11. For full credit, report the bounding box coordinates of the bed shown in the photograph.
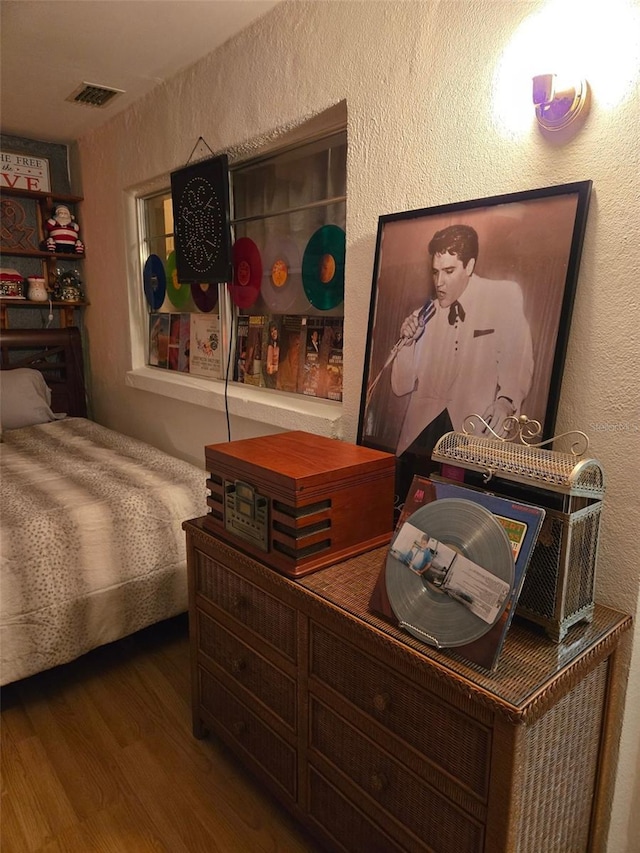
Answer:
[0,327,208,685]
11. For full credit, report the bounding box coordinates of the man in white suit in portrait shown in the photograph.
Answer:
[391,224,534,460]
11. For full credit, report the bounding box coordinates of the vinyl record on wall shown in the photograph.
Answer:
[261,236,302,312]
[165,251,191,309]
[143,254,166,310]
[229,237,262,308]
[302,224,345,310]
[190,282,219,312]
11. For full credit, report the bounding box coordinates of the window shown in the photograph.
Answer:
[139,130,346,399]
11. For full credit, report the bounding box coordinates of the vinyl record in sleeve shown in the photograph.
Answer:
[190,282,218,312]
[165,251,191,309]
[143,254,166,310]
[261,236,301,311]
[385,499,515,649]
[302,225,345,310]
[229,237,262,308]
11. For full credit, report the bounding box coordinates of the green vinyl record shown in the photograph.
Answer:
[165,251,192,309]
[302,225,345,310]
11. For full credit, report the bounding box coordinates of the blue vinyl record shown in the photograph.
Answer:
[143,254,167,310]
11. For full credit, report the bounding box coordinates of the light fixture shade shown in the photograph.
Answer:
[532,75,590,131]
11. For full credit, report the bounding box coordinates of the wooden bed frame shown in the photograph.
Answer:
[0,327,88,418]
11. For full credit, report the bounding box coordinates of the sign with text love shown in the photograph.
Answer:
[1,151,51,193]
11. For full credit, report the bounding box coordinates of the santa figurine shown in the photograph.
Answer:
[45,204,84,254]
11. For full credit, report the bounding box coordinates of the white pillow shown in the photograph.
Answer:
[0,368,57,429]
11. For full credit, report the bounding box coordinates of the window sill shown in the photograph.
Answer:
[125,367,344,437]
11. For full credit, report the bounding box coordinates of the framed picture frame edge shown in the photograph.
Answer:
[357,179,593,502]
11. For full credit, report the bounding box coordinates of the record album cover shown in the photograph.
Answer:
[190,313,221,379]
[243,315,267,386]
[300,317,324,397]
[234,314,249,382]
[168,313,191,373]
[371,475,546,671]
[300,316,344,400]
[276,315,306,393]
[325,317,344,401]
[149,313,170,368]
[261,315,282,389]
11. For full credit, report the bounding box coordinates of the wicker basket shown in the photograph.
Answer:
[431,419,605,642]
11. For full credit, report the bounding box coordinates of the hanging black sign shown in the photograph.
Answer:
[170,153,232,284]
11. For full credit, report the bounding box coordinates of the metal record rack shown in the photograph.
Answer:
[431,415,605,642]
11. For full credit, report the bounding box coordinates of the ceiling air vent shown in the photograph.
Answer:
[66,82,125,108]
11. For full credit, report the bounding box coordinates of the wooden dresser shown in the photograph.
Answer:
[184,518,632,853]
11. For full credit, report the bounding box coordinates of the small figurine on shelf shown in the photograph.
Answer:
[53,268,84,302]
[26,276,49,302]
[44,204,84,254]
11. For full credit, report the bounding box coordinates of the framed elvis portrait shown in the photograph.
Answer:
[357,181,592,507]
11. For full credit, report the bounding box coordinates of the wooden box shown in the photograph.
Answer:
[203,430,395,577]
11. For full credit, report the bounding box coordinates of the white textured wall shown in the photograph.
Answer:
[76,1,640,849]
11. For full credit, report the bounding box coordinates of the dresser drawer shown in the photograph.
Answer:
[308,765,407,853]
[195,548,297,661]
[199,610,297,730]
[309,623,491,800]
[199,667,297,800]
[309,698,484,853]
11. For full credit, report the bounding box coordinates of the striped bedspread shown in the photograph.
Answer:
[0,418,208,685]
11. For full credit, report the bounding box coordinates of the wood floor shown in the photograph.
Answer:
[1,615,323,853]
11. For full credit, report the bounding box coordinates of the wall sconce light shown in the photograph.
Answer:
[532,74,590,131]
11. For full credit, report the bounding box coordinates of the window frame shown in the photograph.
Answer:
[126,126,347,437]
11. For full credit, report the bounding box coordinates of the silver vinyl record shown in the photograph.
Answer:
[385,499,515,648]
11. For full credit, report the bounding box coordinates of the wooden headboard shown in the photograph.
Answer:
[0,327,88,418]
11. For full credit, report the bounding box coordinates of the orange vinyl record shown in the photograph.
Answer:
[230,237,262,308]
[261,236,301,312]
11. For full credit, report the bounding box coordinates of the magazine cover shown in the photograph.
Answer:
[189,313,221,378]
[372,475,546,671]
[243,315,266,387]
[168,313,191,373]
[149,313,170,368]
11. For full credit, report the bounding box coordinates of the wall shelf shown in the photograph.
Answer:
[0,298,87,329]
[1,186,85,328]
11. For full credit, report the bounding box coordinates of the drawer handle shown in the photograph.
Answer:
[370,771,388,794]
[229,594,246,613]
[373,692,391,713]
[230,657,247,675]
[232,720,247,737]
